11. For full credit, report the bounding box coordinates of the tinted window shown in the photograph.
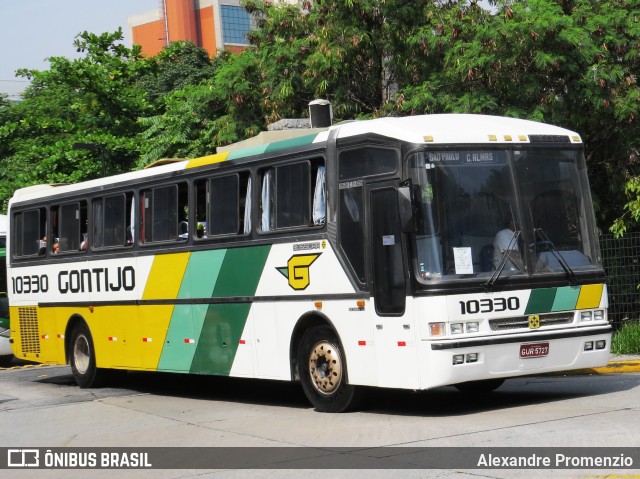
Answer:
[14,209,46,257]
[339,147,398,180]
[210,175,239,236]
[93,193,134,248]
[275,162,310,228]
[339,183,365,282]
[260,160,324,232]
[142,183,188,243]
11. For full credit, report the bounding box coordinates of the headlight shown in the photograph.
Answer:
[580,311,593,322]
[466,322,479,333]
[450,323,463,335]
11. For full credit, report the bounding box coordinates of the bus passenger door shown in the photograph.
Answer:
[369,184,419,389]
[369,185,406,316]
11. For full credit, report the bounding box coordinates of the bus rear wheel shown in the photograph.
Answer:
[298,325,360,413]
[70,322,106,388]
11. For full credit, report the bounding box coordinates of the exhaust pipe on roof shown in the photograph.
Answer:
[308,99,332,128]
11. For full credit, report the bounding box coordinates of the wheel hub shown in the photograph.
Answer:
[308,340,342,394]
[74,335,90,375]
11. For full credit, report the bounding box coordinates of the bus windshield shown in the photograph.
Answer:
[408,147,600,284]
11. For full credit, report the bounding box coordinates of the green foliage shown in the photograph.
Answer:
[138,41,216,104]
[137,50,264,166]
[0,29,151,210]
[611,322,640,355]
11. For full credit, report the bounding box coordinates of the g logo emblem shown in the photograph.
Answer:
[528,315,541,329]
[277,254,321,290]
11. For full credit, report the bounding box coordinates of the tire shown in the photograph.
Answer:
[69,322,107,388]
[454,378,505,394]
[0,355,13,368]
[298,325,361,413]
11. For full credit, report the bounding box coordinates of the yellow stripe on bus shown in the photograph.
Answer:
[576,283,604,309]
[186,152,229,169]
[142,252,191,300]
[139,253,191,370]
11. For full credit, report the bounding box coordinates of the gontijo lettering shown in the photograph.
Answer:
[11,266,136,295]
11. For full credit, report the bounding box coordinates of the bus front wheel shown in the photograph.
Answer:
[70,322,106,388]
[298,325,360,413]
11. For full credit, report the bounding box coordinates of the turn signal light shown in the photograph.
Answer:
[429,322,446,337]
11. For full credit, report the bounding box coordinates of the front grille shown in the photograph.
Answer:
[18,307,40,354]
[489,312,575,331]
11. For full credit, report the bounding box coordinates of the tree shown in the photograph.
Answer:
[138,41,216,104]
[137,50,264,166]
[246,0,435,120]
[0,29,152,210]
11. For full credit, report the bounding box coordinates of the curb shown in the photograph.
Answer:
[552,359,640,376]
[589,359,640,374]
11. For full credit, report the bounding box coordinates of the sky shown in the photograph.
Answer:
[0,0,160,100]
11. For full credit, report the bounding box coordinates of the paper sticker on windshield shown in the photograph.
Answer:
[453,247,474,275]
[382,235,396,246]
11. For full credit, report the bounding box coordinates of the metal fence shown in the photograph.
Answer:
[600,233,640,329]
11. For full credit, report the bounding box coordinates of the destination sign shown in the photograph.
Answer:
[426,151,505,165]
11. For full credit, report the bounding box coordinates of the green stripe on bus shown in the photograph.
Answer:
[264,134,318,153]
[189,303,252,375]
[158,250,227,372]
[226,134,320,161]
[551,285,581,312]
[227,144,270,160]
[190,245,271,375]
[524,288,557,314]
[211,245,271,297]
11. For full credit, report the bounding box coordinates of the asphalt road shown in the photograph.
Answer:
[1,362,639,479]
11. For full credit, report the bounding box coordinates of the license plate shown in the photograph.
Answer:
[520,342,549,358]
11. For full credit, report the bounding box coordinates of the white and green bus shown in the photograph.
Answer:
[7,114,612,411]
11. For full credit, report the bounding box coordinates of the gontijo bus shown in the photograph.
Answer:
[7,114,612,412]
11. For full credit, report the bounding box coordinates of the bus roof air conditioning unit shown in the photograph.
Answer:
[308,99,332,128]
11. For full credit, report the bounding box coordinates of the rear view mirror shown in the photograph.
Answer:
[397,187,416,233]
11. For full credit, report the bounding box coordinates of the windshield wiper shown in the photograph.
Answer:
[533,228,576,284]
[485,230,521,289]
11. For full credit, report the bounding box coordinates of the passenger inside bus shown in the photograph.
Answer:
[38,236,47,255]
[492,218,519,270]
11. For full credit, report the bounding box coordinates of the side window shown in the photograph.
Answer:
[339,147,398,180]
[338,183,365,283]
[275,162,310,228]
[337,146,399,284]
[141,183,188,243]
[194,172,252,238]
[260,159,324,232]
[51,201,88,253]
[194,179,208,238]
[13,208,47,257]
[92,193,134,249]
[210,174,240,236]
